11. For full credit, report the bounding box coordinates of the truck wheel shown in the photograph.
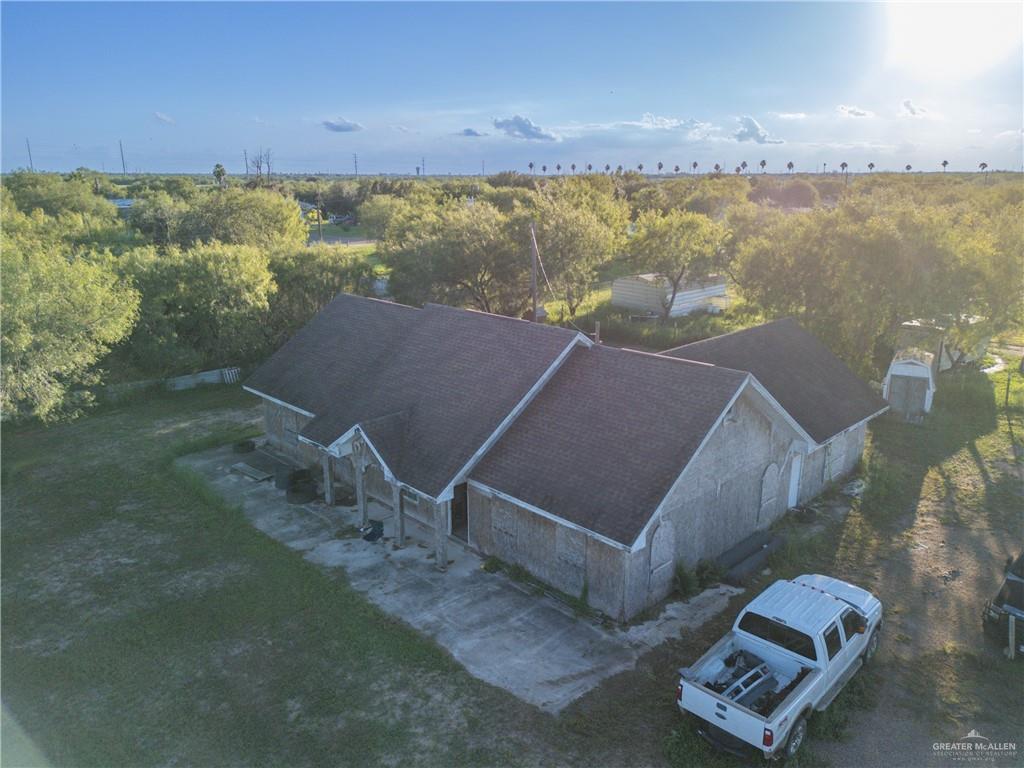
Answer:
[783,716,807,760]
[863,630,879,664]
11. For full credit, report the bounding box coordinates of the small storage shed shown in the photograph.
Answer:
[611,274,728,318]
[883,348,936,422]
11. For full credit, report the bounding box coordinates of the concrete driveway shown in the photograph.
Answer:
[180,445,740,713]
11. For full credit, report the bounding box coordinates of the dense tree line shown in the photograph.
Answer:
[2,168,1020,422]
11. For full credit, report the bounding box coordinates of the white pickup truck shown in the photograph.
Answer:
[676,574,882,761]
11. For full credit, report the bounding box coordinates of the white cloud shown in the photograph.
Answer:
[456,128,488,137]
[154,111,175,125]
[899,99,928,117]
[837,104,874,118]
[733,116,784,144]
[322,117,364,133]
[492,115,558,141]
[391,124,410,133]
[995,128,1024,139]
[772,112,807,120]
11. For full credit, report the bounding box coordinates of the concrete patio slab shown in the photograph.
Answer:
[179,445,742,713]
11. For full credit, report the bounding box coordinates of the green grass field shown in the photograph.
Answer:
[3,361,1021,767]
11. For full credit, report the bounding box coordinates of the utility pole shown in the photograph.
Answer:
[119,140,127,176]
[421,156,426,177]
[25,138,34,171]
[481,159,485,176]
[243,149,249,177]
[529,223,539,323]
[353,153,358,177]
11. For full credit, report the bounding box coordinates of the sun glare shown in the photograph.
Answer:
[886,1,1023,81]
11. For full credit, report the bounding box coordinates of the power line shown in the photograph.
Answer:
[529,223,588,336]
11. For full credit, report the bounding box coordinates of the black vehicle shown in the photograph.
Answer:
[983,552,1024,656]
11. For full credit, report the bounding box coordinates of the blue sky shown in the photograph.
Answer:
[3,2,1022,175]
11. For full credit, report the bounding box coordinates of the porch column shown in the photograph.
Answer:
[432,500,449,571]
[353,439,368,526]
[392,483,405,547]
[321,453,335,506]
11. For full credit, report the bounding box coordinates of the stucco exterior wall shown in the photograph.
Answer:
[467,486,630,619]
[262,401,319,467]
[798,423,866,503]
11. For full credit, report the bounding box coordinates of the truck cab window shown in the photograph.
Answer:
[841,608,862,640]
[824,623,843,659]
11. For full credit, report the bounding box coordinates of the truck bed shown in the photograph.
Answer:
[682,632,815,719]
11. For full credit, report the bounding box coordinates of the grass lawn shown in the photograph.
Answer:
[2,363,1021,767]
[307,222,371,242]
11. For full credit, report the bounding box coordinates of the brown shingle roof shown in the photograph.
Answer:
[662,318,887,443]
[246,293,580,497]
[471,346,748,546]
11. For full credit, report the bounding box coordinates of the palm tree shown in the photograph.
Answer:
[587,163,593,173]
[637,163,644,173]
[604,164,611,174]
[674,164,680,174]
[556,163,562,174]
[786,161,794,173]
[740,160,748,175]
[759,159,767,173]
[713,163,722,175]
[528,162,534,175]
[691,161,699,174]
[616,164,623,174]
[941,160,948,172]
[867,162,875,172]
[734,166,741,175]
[657,161,664,174]
[905,164,912,172]
[979,161,988,174]
[541,164,547,174]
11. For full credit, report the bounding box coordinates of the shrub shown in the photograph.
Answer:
[695,559,724,588]
[674,562,698,598]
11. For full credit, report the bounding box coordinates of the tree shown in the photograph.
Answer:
[212,163,227,187]
[128,191,189,245]
[759,159,767,173]
[979,162,988,173]
[713,163,722,174]
[605,164,611,174]
[941,160,949,172]
[867,162,875,172]
[121,241,276,373]
[692,161,699,174]
[787,161,794,173]
[734,166,742,175]
[628,209,726,320]
[674,165,681,174]
[740,161,748,175]
[382,201,527,316]
[556,164,562,175]
[541,165,547,174]
[905,164,913,172]
[658,161,664,174]
[1,193,139,420]
[528,162,534,175]
[571,163,577,174]
[176,188,306,249]
[638,163,644,173]
[5,171,119,221]
[587,163,593,173]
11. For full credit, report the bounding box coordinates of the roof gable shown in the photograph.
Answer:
[662,318,887,443]
[471,346,748,546]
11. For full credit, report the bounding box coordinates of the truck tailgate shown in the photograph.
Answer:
[680,680,766,751]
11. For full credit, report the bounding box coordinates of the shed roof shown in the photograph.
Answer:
[662,318,887,444]
[471,345,748,546]
[246,293,580,498]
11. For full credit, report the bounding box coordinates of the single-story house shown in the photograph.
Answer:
[611,274,729,317]
[245,295,886,621]
[882,348,936,422]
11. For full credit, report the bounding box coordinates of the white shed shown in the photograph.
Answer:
[611,274,728,318]
[883,348,936,423]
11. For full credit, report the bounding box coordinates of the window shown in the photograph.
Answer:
[738,612,818,661]
[841,609,863,640]
[824,623,843,659]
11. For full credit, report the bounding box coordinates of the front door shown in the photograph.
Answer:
[450,483,468,542]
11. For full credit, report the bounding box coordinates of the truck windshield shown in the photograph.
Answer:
[738,612,818,661]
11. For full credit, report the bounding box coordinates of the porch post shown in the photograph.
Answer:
[392,483,405,547]
[321,453,335,506]
[432,500,449,571]
[353,439,368,526]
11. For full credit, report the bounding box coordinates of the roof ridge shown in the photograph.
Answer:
[423,302,579,334]
[599,344,749,377]
[335,292,421,312]
[662,317,797,354]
